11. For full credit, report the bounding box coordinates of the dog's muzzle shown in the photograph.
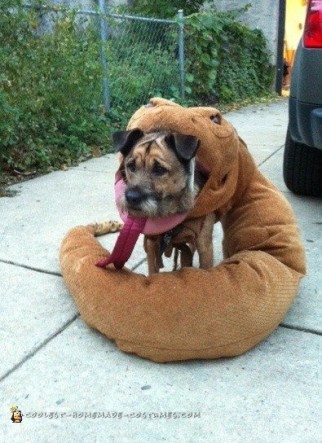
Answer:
[125,187,148,208]
[115,172,189,236]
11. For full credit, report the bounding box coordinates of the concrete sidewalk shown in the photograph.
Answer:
[1,99,321,443]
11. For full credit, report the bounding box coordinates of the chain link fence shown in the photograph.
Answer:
[22,2,185,114]
[1,2,273,176]
[101,11,185,112]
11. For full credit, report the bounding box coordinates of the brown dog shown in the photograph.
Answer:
[114,128,215,274]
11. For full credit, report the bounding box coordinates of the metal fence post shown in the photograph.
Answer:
[98,0,110,112]
[177,9,185,100]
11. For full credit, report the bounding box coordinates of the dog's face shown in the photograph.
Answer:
[114,129,200,218]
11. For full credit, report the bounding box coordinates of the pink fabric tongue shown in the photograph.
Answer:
[96,172,191,270]
[96,216,147,270]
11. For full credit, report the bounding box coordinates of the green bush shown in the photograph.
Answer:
[0,1,273,179]
[0,0,109,174]
[122,0,203,19]
[0,1,182,176]
[105,19,180,111]
[184,10,274,103]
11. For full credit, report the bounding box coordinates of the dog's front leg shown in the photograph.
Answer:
[144,236,163,274]
[196,213,216,269]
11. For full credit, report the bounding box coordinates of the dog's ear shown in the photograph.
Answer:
[165,133,200,161]
[113,129,144,156]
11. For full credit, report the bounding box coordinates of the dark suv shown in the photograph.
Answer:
[284,0,322,197]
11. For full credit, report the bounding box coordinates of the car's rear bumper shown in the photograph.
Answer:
[289,97,322,150]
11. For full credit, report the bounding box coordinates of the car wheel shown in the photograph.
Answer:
[283,128,322,197]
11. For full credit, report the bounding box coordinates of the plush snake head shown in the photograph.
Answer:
[126,97,244,218]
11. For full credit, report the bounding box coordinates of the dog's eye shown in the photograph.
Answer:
[152,162,168,176]
[126,161,136,173]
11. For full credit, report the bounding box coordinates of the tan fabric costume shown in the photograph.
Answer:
[60,98,306,362]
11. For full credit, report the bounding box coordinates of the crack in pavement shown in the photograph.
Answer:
[280,323,322,336]
[1,317,320,383]
[0,314,80,383]
[0,259,62,277]
[257,145,284,167]
[0,256,147,277]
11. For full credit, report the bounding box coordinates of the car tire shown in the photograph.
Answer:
[283,128,322,197]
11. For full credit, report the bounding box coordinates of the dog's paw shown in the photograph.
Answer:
[89,221,123,236]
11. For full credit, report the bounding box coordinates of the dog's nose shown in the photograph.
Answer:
[125,188,144,206]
